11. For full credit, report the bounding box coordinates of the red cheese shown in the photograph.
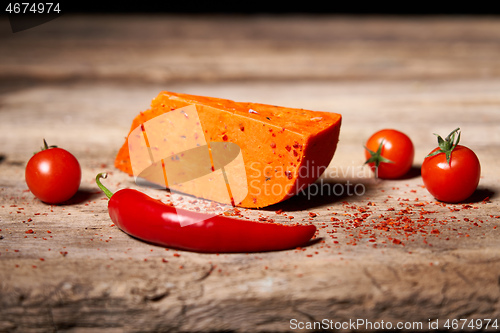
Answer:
[115,91,342,208]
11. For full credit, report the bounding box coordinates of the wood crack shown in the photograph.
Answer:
[362,268,383,291]
[195,263,215,282]
[292,305,319,324]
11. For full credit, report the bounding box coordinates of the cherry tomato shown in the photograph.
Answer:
[364,129,414,179]
[25,140,81,204]
[421,128,480,203]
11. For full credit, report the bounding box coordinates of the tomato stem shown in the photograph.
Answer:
[364,140,394,178]
[426,127,461,165]
[34,139,58,155]
[41,139,57,150]
[96,173,114,199]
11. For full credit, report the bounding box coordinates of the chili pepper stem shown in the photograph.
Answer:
[96,173,114,199]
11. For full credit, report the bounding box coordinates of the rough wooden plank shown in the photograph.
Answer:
[1,15,500,332]
[1,15,500,82]
[1,79,499,332]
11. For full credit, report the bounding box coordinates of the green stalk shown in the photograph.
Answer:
[426,128,461,165]
[96,173,114,199]
[364,140,394,178]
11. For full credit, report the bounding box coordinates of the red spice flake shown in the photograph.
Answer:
[270,142,276,149]
[173,253,181,257]
[285,145,291,152]
[357,207,369,213]
[288,216,294,219]
[25,229,34,234]
[309,212,317,218]
[239,125,245,131]
[430,229,440,234]
[39,258,45,261]
[419,210,437,215]
[285,171,293,179]
[392,238,403,245]
[162,258,169,263]
[222,134,228,141]
[396,207,413,215]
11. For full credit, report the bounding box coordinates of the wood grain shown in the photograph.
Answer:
[0,15,499,332]
[2,15,500,83]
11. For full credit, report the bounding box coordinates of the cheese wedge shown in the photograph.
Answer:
[115,91,342,208]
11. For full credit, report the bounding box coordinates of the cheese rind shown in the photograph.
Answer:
[115,91,342,208]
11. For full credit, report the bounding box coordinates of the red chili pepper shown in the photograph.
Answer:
[96,173,316,253]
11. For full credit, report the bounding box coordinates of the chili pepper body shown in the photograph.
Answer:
[107,188,316,253]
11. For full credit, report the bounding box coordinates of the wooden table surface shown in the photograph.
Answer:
[1,14,500,332]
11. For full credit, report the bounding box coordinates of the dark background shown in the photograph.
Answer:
[57,2,500,15]
[4,2,500,34]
